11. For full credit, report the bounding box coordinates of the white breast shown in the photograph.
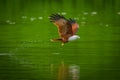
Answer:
[68,35,80,41]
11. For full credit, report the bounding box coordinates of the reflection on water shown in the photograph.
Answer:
[0,0,120,80]
[69,65,80,80]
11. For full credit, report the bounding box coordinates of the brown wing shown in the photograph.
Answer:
[49,14,73,42]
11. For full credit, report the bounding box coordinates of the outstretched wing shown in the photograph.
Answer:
[49,14,73,42]
[68,18,79,35]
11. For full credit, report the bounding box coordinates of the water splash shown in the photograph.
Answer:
[30,17,36,21]
[91,11,97,16]
[105,24,109,27]
[83,12,88,15]
[0,53,13,56]
[117,12,120,15]
[80,21,86,26]
[9,22,16,24]
[74,17,79,20]
[21,16,27,19]
[38,17,43,20]
[6,20,10,23]
[61,12,67,15]
[6,20,16,24]
[52,52,60,55]
[81,17,86,20]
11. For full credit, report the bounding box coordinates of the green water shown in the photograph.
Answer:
[0,0,120,80]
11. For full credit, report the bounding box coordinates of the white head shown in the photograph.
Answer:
[68,35,80,41]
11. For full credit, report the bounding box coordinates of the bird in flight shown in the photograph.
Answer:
[49,14,80,46]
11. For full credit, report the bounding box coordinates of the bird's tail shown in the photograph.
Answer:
[50,38,62,42]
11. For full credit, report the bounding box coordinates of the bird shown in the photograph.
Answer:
[49,14,80,45]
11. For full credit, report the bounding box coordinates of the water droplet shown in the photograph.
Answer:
[117,12,120,15]
[74,17,79,20]
[38,17,43,20]
[9,22,16,24]
[30,17,36,21]
[53,53,60,55]
[21,16,27,19]
[105,24,109,27]
[81,17,86,20]
[91,11,97,15]
[61,12,67,15]
[6,20,10,23]
[99,23,103,26]
[81,21,86,26]
[83,12,88,15]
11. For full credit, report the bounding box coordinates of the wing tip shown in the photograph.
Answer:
[49,13,66,22]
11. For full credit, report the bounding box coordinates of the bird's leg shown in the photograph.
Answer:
[50,38,62,42]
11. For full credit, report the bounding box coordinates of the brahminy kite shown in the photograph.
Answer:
[49,14,80,45]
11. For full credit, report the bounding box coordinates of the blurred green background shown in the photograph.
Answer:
[0,0,120,80]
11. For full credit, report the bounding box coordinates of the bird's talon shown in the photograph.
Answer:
[50,39,54,42]
[61,43,64,46]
